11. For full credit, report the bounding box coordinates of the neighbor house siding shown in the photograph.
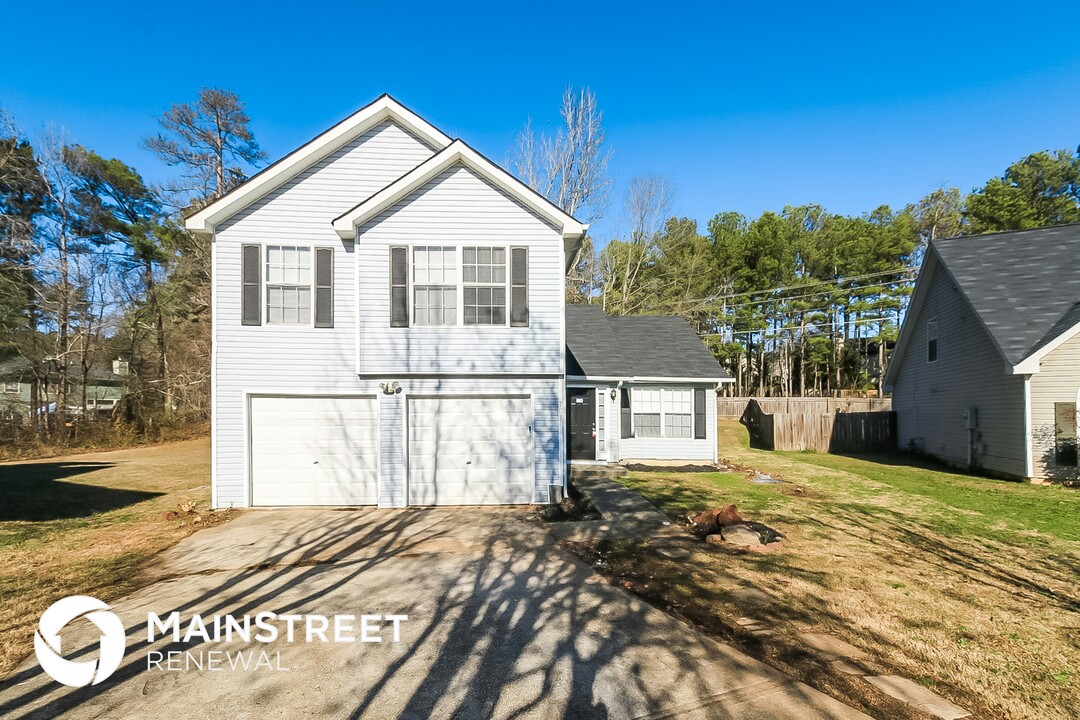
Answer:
[376,377,562,507]
[617,383,717,462]
[355,165,565,376]
[892,252,1027,477]
[212,121,438,507]
[1029,331,1080,482]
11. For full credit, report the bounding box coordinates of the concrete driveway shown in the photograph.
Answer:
[0,507,867,719]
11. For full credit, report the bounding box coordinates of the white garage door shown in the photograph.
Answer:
[408,396,534,505]
[250,396,378,506]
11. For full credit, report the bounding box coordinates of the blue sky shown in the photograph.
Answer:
[3,1,1079,242]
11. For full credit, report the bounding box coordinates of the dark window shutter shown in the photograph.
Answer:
[390,246,409,327]
[620,388,632,439]
[510,247,529,327]
[241,245,261,326]
[314,248,333,328]
[694,388,707,439]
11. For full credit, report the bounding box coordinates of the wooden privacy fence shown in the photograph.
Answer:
[718,396,892,420]
[740,398,896,453]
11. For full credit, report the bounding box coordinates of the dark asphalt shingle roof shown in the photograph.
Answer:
[566,305,730,380]
[931,224,1080,364]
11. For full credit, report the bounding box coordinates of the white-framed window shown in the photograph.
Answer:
[463,247,507,325]
[927,317,938,363]
[266,245,311,325]
[413,246,457,325]
[2,381,19,394]
[632,387,694,438]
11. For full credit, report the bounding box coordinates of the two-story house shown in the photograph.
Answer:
[186,95,730,509]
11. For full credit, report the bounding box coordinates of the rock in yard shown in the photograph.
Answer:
[720,523,765,547]
[689,504,743,534]
[705,533,726,545]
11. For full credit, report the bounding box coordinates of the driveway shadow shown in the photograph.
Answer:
[0,507,867,720]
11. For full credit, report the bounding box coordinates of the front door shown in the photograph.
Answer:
[567,388,595,460]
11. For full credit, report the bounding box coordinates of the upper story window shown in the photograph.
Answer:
[413,247,457,326]
[2,381,19,393]
[391,244,528,328]
[927,317,938,363]
[266,246,311,325]
[463,247,506,325]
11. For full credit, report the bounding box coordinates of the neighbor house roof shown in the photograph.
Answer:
[565,305,731,381]
[0,356,128,384]
[884,223,1080,386]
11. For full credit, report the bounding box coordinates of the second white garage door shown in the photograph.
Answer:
[250,396,378,506]
[408,396,535,505]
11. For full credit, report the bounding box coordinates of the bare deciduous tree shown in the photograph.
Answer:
[512,87,612,222]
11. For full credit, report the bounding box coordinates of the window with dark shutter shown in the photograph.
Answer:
[510,247,528,327]
[390,246,409,327]
[314,248,333,328]
[694,388,707,439]
[620,388,632,439]
[241,245,261,326]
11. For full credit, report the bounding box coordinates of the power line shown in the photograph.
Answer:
[689,268,917,306]
[711,278,916,311]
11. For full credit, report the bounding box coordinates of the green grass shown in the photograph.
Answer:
[601,422,1080,720]
[784,451,1080,543]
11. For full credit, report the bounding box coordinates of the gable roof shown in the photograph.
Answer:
[184,95,452,236]
[885,223,1080,386]
[332,139,587,269]
[566,305,731,381]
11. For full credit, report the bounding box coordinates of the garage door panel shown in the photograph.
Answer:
[408,396,535,506]
[250,396,378,506]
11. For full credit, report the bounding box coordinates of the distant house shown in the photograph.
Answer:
[0,357,129,422]
[565,305,732,465]
[884,225,1080,482]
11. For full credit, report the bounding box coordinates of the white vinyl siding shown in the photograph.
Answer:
[212,120,438,508]
[356,165,563,376]
[1029,330,1080,481]
[891,252,1027,478]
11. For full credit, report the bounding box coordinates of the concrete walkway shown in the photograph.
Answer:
[548,474,681,542]
[0,507,869,720]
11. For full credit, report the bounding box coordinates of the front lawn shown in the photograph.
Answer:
[601,422,1079,720]
[0,438,217,678]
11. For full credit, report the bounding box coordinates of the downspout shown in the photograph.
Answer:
[713,382,722,464]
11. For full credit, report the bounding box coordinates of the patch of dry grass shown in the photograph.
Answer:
[603,422,1080,720]
[0,438,219,677]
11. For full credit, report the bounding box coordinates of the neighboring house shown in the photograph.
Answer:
[565,305,731,464]
[0,357,129,421]
[884,224,1080,483]
[185,95,730,509]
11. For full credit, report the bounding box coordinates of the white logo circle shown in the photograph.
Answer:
[34,596,125,687]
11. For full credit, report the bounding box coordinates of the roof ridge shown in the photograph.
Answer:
[932,221,1080,245]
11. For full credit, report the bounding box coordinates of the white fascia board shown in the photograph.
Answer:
[565,375,733,384]
[1010,319,1080,374]
[184,95,452,236]
[332,140,587,240]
